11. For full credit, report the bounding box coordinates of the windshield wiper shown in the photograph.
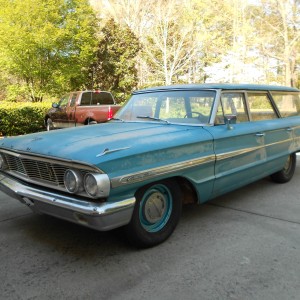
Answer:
[136,115,170,124]
[110,117,124,122]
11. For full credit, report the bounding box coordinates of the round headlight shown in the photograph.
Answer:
[84,173,110,198]
[84,173,98,197]
[64,169,83,193]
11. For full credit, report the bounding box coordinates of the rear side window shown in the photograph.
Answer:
[271,93,300,117]
[248,93,278,121]
[80,92,114,105]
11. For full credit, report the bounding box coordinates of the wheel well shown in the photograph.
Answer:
[135,177,198,205]
[174,177,198,204]
[84,118,96,125]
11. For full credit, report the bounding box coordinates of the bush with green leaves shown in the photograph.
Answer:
[0,102,51,136]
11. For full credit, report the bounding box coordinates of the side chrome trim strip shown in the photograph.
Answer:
[111,137,295,188]
[111,155,216,188]
[216,138,293,161]
[216,146,264,161]
[265,137,294,148]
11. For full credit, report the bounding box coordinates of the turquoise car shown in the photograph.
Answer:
[0,84,300,247]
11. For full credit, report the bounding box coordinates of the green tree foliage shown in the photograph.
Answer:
[189,0,234,82]
[90,19,140,102]
[142,1,195,86]
[93,0,300,88]
[250,0,300,87]
[0,0,98,101]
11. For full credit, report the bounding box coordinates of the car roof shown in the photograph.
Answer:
[133,83,300,94]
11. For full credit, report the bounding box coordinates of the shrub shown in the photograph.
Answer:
[0,102,51,136]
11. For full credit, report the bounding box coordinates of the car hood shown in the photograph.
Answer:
[0,122,212,174]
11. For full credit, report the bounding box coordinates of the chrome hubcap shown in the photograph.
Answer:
[283,156,291,172]
[144,191,167,223]
[139,184,173,232]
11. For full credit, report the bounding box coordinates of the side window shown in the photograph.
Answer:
[216,93,248,124]
[70,93,77,107]
[271,93,300,117]
[97,92,114,105]
[58,94,69,107]
[81,92,92,105]
[248,93,277,121]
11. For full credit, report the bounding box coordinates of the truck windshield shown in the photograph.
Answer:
[114,90,216,125]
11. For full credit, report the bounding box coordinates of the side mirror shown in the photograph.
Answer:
[52,103,59,108]
[224,114,237,130]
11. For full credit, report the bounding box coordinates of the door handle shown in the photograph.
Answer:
[286,127,292,132]
[255,133,265,137]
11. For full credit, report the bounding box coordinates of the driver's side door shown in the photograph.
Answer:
[51,94,70,128]
[208,92,267,197]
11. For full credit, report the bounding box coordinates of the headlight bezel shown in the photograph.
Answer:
[0,154,6,170]
[84,173,110,198]
[64,169,110,199]
[64,169,84,194]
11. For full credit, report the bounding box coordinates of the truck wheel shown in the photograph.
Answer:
[46,118,54,131]
[85,118,97,125]
[124,179,182,248]
[270,153,296,183]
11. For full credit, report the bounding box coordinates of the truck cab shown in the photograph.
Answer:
[45,90,120,130]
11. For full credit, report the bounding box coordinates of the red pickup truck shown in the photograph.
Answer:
[45,90,121,130]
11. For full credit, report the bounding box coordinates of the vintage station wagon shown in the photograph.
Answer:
[0,84,300,247]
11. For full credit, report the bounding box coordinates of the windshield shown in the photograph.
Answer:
[114,90,216,125]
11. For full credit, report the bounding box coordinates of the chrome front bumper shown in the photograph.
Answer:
[0,173,136,231]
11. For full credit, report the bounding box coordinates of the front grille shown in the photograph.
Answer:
[1,152,92,189]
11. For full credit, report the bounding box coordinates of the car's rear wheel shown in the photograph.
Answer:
[124,179,182,248]
[270,153,296,183]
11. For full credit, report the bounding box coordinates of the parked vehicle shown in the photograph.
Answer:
[44,90,121,130]
[1,84,300,247]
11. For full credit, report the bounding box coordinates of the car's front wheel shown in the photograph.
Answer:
[124,179,182,248]
[270,153,296,183]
